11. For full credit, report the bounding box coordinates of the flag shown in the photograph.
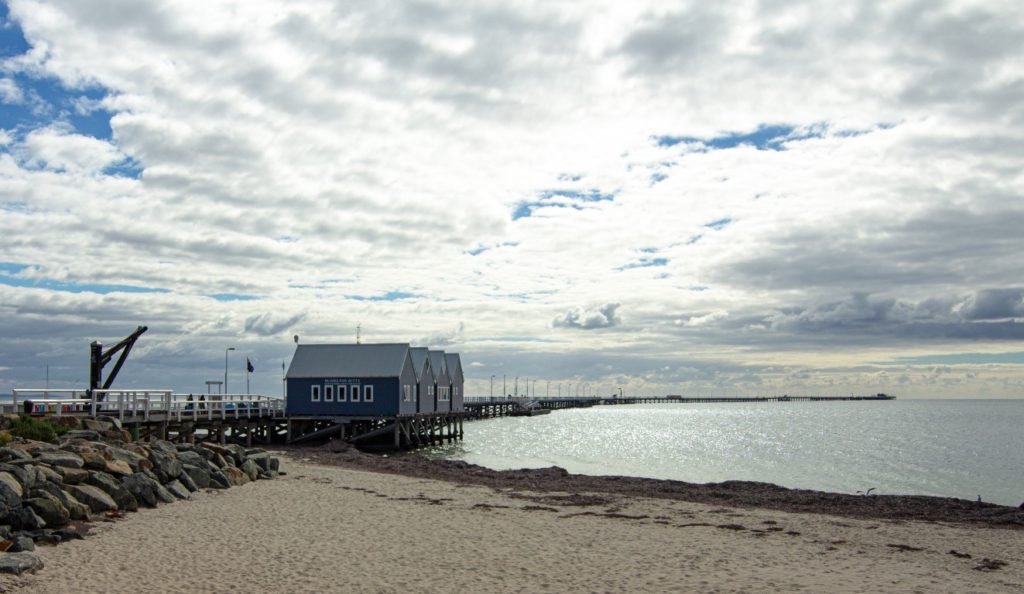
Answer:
[247,358,254,373]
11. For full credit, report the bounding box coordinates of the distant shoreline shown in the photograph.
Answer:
[282,443,1024,528]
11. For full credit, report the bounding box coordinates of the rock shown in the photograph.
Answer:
[240,459,260,482]
[0,472,24,504]
[0,552,43,575]
[164,480,191,500]
[175,443,196,452]
[24,496,70,528]
[0,448,31,463]
[245,451,278,472]
[62,430,102,441]
[0,464,32,492]
[154,483,175,504]
[177,469,199,492]
[82,418,114,432]
[122,473,162,508]
[97,416,123,430]
[104,459,134,476]
[3,506,46,531]
[148,449,183,484]
[65,484,118,513]
[148,440,178,457]
[10,535,35,552]
[182,464,210,489]
[260,470,279,480]
[199,443,243,467]
[50,527,84,542]
[208,469,230,489]
[52,466,88,484]
[34,464,63,485]
[35,451,84,469]
[86,471,138,513]
[30,483,90,521]
[222,466,249,487]
[177,451,207,468]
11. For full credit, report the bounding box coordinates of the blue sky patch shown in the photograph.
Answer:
[618,257,668,271]
[650,172,667,185]
[209,293,261,302]
[513,188,616,220]
[884,352,1024,365]
[653,123,830,152]
[0,274,170,294]
[465,241,518,256]
[704,218,732,230]
[345,290,418,301]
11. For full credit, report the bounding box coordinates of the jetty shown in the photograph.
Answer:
[6,389,894,451]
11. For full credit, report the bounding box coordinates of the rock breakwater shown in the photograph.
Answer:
[0,415,282,576]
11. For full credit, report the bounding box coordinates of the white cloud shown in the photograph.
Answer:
[0,0,1022,397]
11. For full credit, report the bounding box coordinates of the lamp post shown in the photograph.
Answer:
[490,374,495,398]
[503,374,506,399]
[224,347,235,394]
[546,380,550,398]
[532,379,537,398]
[514,376,518,398]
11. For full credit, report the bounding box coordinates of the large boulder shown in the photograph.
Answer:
[177,469,199,492]
[148,449,183,484]
[245,451,278,472]
[0,448,31,463]
[35,451,84,469]
[240,459,260,482]
[108,446,152,472]
[103,459,134,476]
[3,506,46,531]
[24,495,70,528]
[177,450,206,468]
[52,466,88,485]
[65,484,117,513]
[181,464,210,489]
[200,442,246,466]
[122,473,162,508]
[0,552,44,575]
[86,471,138,513]
[0,472,23,508]
[32,464,63,486]
[31,482,90,521]
[222,466,249,487]
[208,469,230,490]
[163,480,191,500]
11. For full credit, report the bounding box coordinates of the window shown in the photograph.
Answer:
[351,385,361,402]
[311,385,321,402]
[428,385,434,397]
[454,386,459,398]
[365,385,374,402]
[439,386,449,401]
[338,384,347,402]
[325,385,334,402]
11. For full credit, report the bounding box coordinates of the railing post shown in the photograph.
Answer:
[144,392,151,421]
[118,391,125,423]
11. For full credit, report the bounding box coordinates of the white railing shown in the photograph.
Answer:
[11,388,285,422]
[464,396,600,405]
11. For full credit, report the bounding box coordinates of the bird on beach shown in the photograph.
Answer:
[856,487,876,497]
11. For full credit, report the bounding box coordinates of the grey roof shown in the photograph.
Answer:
[409,347,431,381]
[428,350,447,379]
[445,353,462,379]
[286,343,410,379]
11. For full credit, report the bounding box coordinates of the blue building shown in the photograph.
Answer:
[285,343,418,417]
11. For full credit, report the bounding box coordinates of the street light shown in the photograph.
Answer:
[224,347,235,394]
[490,374,496,398]
[514,376,518,398]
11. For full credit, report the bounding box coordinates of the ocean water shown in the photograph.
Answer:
[432,399,1024,506]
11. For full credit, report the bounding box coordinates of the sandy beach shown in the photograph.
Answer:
[2,451,1021,594]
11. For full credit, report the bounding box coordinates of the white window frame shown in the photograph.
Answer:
[337,384,347,402]
[351,385,361,402]
[365,385,374,402]
[311,385,321,402]
[324,385,334,402]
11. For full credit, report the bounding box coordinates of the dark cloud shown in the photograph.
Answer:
[552,303,621,330]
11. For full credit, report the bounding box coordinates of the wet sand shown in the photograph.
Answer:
[2,448,1021,593]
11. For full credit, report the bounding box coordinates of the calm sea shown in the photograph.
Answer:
[431,399,1024,506]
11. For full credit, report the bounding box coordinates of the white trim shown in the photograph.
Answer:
[351,385,361,402]
[365,385,374,402]
[311,385,320,402]
[324,385,334,402]
[338,384,347,402]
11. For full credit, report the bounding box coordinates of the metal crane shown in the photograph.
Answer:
[89,325,148,399]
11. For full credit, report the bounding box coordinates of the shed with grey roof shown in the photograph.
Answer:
[285,343,418,417]
[428,350,451,412]
[445,353,464,412]
[409,347,436,413]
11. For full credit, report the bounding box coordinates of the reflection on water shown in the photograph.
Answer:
[428,400,1024,506]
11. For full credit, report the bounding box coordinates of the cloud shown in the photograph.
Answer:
[553,303,621,330]
[243,312,306,337]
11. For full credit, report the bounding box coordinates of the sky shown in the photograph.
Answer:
[1,0,1023,399]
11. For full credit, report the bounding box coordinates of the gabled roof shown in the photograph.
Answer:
[428,350,448,380]
[409,347,432,382]
[444,353,463,380]
[286,343,410,379]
